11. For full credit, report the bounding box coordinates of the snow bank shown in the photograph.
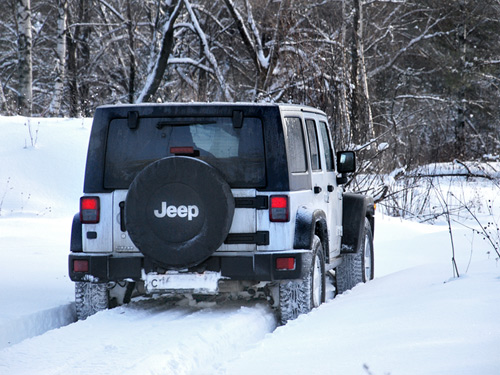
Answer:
[220,215,500,374]
[220,260,500,375]
[0,117,91,348]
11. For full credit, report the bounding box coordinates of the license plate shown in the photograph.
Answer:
[144,271,221,294]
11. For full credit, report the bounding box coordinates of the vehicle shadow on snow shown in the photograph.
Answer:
[122,293,273,316]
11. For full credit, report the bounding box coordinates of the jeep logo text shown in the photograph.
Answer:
[154,202,199,221]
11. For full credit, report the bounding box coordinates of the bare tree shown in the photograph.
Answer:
[0,0,498,175]
[184,0,233,101]
[0,5,16,115]
[126,0,136,103]
[48,0,67,116]
[136,0,183,103]
[17,0,32,116]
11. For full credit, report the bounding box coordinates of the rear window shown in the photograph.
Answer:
[104,117,266,188]
[305,119,321,171]
[284,117,307,173]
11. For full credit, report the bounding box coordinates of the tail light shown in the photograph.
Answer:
[80,196,100,224]
[270,195,289,222]
[73,259,89,273]
[276,257,296,271]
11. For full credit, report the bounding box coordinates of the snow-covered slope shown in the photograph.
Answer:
[221,220,500,375]
[0,116,499,374]
[0,117,92,351]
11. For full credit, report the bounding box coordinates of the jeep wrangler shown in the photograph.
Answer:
[69,103,375,324]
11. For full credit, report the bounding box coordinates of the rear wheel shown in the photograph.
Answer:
[75,282,109,320]
[278,235,325,324]
[336,217,374,294]
[75,281,137,320]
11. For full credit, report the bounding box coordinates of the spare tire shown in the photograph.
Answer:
[125,156,235,269]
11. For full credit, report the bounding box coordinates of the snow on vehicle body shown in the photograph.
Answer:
[69,103,375,323]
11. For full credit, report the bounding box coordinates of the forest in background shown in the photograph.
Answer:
[1,0,500,172]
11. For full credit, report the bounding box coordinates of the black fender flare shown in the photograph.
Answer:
[293,206,330,260]
[70,213,83,253]
[341,193,375,253]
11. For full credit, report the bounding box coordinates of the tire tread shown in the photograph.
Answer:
[278,235,324,324]
[336,218,373,294]
[75,282,109,320]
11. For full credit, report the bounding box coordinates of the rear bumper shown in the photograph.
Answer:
[69,250,313,284]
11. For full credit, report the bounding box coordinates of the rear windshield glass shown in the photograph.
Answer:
[104,117,266,189]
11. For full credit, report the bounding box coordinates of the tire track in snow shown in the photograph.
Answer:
[0,298,277,375]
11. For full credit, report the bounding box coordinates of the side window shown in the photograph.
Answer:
[285,117,307,173]
[305,119,321,171]
[318,121,334,171]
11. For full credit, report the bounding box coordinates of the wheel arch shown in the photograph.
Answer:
[293,206,330,260]
[341,193,375,254]
[70,213,83,253]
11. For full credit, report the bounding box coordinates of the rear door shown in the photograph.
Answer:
[218,188,259,252]
[103,115,267,254]
[317,118,342,256]
[304,115,341,257]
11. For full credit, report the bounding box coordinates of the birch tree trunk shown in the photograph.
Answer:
[78,0,92,116]
[339,0,352,146]
[357,1,374,142]
[66,2,78,117]
[349,0,361,145]
[17,0,32,116]
[49,0,67,116]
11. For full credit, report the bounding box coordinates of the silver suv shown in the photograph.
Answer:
[69,103,375,324]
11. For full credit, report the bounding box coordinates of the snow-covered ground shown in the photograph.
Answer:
[0,116,499,374]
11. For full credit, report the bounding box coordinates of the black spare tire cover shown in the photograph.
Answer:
[125,156,235,268]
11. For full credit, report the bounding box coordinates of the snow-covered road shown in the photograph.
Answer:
[0,298,276,375]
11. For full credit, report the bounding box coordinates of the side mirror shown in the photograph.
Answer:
[337,151,356,173]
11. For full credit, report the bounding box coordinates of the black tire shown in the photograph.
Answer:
[336,217,374,294]
[125,156,235,269]
[75,282,109,320]
[278,235,325,324]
